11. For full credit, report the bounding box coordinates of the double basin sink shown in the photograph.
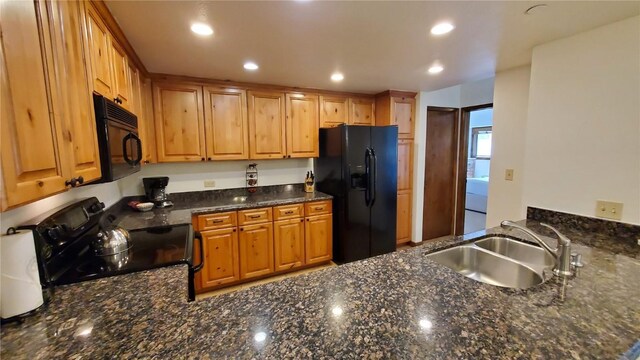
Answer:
[426,236,555,289]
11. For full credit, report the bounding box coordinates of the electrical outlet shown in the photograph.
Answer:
[505,169,514,181]
[595,200,623,220]
[204,180,216,188]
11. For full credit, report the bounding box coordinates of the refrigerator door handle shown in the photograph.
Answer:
[364,148,371,206]
[370,148,377,207]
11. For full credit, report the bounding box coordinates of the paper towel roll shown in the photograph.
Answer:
[0,229,44,319]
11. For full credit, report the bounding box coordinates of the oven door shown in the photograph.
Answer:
[106,120,142,181]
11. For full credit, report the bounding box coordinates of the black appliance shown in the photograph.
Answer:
[18,198,203,302]
[94,93,142,182]
[315,125,398,263]
[143,177,174,208]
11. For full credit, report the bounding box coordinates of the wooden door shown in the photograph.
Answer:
[319,95,349,128]
[50,0,102,184]
[200,228,240,288]
[423,108,459,240]
[397,140,413,192]
[0,0,69,209]
[349,98,375,126]
[247,91,286,159]
[203,87,249,160]
[84,4,113,97]
[397,191,412,244]
[239,223,274,279]
[140,78,156,163]
[153,83,206,162]
[110,40,131,109]
[392,97,415,139]
[274,218,305,271]
[286,93,319,158]
[304,214,332,264]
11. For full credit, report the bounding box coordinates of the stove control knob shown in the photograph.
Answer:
[88,202,105,214]
[46,225,63,242]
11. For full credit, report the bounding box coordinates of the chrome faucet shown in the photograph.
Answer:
[500,221,574,277]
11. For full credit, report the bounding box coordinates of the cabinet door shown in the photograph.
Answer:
[203,87,249,160]
[305,214,332,264]
[50,0,102,184]
[274,218,305,271]
[247,91,286,159]
[349,98,375,126]
[84,4,113,97]
[239,223,274,279]
[200,228,240,288]
[110,40,131,109]
[319,95,349,128]
[397,190,412,244]
[1,0,68,209]
[153,83,206,162]
[286,93,319,158]
[397,140,413,192]
[392,96,415,139]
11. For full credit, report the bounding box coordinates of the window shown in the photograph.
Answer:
[471,126,492,159]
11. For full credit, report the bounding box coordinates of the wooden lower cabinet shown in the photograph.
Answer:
[396,191,412,244]
[274,218,305,271]
[239,222,275,279]
[305,214,333,265]
[200,227,240,288]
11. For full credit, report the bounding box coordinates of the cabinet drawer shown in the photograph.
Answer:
[273,204,304,220]
[238,207,273,225]
[198,211,237,230]
[305,201,332,216]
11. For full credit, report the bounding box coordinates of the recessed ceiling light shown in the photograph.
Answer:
[428,65,444,74]
[244,62,259,71]
[430,22,455,36]
[331,72,344,82]
[191,23,213,36]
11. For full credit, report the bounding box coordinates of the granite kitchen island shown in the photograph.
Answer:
[2,221,639,359]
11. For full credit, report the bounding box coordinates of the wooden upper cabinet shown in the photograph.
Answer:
[274,218,305,271]
[397,140,413,192]
[110,40,131,109]
[392,96,415,139]
[200,228,240,288]
[140,78,157,164]
[319,95,349,128]
[349,98,375,126]
[84,4,114,98]
[305,214,333,265]
[247,91,286,159]
[153,83,206,162]
[239,222,275,279]
[203,87,249,160]
[50,0,101,184]
[0,0,68,209]
[286,93,319,158]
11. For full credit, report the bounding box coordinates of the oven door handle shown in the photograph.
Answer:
[192,231,204,273]
[122,132,142,166]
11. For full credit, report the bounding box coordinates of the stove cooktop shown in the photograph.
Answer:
[53,224,194,285]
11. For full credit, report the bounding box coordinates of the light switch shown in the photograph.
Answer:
[595,200,623,220]
[505,169,514,181]
[204,180,216,188]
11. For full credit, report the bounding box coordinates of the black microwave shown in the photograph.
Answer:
[93,93,142,182]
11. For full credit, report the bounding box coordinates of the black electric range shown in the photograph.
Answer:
[19,197,202,302]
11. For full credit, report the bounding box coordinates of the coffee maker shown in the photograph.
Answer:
[143,177,173,208]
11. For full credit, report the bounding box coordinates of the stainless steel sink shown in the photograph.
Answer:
[426,238,550,289]
[474,236,555,273]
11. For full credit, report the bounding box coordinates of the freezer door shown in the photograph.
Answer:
[370,126,398,256]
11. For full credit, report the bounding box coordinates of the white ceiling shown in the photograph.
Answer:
[106,1,639,94]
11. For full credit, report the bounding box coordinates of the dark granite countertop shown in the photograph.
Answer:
[113,184,333,231]
[2,219,639,359]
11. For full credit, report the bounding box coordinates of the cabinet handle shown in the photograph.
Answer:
[315,207,324,210]
[282,155,286,158]
[65,178,77,187]
[284,210,294,215]
[249,215,261,219]
[240,227,244,231]
[37,181,44,187]
[201,157,205,161]
[233,228,237,232]
[207,157,212,161]
[300,219,304,222]
[77,176,84,185]
[212,219,223,224]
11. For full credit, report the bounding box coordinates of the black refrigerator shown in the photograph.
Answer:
[315,125,398,264]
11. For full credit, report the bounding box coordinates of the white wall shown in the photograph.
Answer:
[118,159,312,196]
[486,66,531,227]
[522,16,640,224]
[0,159,313,231]
[412,77,495,242]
